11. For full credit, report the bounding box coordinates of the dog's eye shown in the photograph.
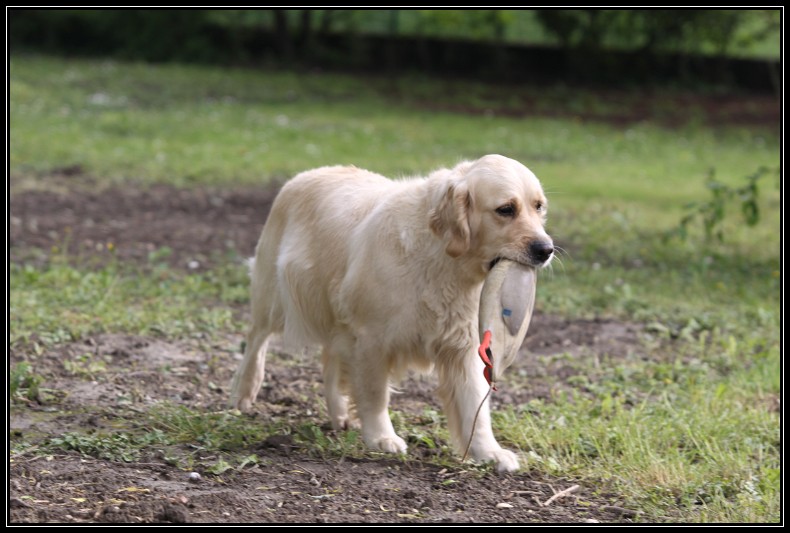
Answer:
[535,201,544,212]
[495,204,516,218]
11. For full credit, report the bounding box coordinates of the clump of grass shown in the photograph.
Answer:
[47,430,169,462]
[62,352,109,380]
[146,403,268,452]
[9,362,42,403]
[293,423,367,459]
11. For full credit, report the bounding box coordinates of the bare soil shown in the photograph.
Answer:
[422,89,780,130]
[9,181,650,524]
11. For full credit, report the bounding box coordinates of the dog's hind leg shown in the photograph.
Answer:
[229,324,271,412]
[230,238,283,412]
[322,344,357,430]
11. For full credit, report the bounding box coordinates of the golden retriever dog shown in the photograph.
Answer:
[230,154,553,472]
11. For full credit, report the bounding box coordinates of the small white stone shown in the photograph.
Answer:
[496,502,514,509]
[188,472,201,482]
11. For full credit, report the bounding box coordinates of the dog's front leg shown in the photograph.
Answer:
[437,353,520,473]
[350,338,407,454]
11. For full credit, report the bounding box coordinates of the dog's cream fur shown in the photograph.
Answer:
[230,154,553,472]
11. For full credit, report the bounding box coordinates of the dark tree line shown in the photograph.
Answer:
[9,9,779,90]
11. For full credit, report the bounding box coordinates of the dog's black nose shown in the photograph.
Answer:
[529,241,554,263]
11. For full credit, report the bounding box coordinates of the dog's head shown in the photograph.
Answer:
[429,154,553,274]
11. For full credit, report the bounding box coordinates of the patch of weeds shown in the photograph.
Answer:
[10,440,39,457]
[667,166,778,243]
[62,352,109,380]
[36,328,75,346]
[189,453,263,479]
[146,403,269,452]
[408,431,439,450]
[9,362,42,403]
[47,429,169,462]
[237,453,261,470]
[293,423,367,459]
[401,408,459,465]
[205,457,235,475]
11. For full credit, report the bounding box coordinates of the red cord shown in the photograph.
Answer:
[477,330,496,390]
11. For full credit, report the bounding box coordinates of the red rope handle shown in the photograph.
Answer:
[478,330,492,366]
[477,330,496,390]
[464,330,499,462]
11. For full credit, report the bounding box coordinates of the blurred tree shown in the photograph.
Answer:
[8,9,778,88]
[534,9,773,57]
[415,10,512,41]
[272,9,293,60]
[9,9,221,62]
[732,9,780,55]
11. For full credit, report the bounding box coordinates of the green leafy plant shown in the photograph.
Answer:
[669,166,776,242]
[48,430,169,462]
[9,362,42,402]
[63,352,108,380]
[146,403,269,451]
[293,423,366,459]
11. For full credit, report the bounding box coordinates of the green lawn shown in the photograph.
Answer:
[9,55,780,523]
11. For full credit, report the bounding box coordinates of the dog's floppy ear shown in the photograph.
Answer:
[429,179,472,258]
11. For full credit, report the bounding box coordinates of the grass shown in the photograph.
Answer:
[47,430,170,463]
[10,362,43,403]
[9,256,245,347]
[9,54,780,523]
[10,56,778,190]
[497,333,780,521]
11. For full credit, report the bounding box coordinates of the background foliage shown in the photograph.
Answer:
[9,9,780,89]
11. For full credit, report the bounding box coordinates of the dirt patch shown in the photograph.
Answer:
[10,181,652,523]
[418,89,780,130]
[10,181,279,270]
[10,326,645,524]
[9,317,644,431]
[9,453,635,524]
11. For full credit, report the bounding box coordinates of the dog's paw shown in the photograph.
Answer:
[230,395,254,413]
[472,448,520,473]
[369,435,408,454]
[331,415,361,431]
[492,449,520,473]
